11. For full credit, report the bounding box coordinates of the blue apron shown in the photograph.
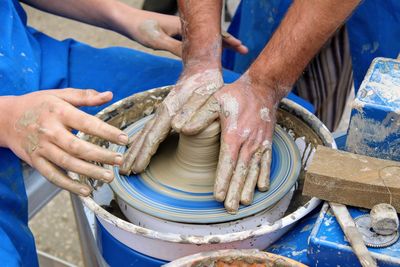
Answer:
[223,0,400,92]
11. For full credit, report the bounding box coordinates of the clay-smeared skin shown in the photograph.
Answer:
[0,89,128,196]
[180,76,277,214]
[121,68,224,175]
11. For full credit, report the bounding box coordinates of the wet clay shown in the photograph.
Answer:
[147,121,220,193]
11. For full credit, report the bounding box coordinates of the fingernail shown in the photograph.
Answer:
[114,154,123,165]
[118,133,129,145]
[80,187,90,196]
[98,91,111,98]
[104,170,114,181]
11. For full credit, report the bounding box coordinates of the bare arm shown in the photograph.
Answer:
[21,0,183,55]
[247,0,361,100]
[21,0,125,30]
[178,0,223,69]
[178,0,247,68]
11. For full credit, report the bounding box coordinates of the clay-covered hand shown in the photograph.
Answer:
[175,76,279,213]
[1,89,128,196]
[120,12,248,57]
[120,68,224,175]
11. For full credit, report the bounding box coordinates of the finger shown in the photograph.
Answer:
[181,97,221,135]
[46,127,123,166]
[157,34,182,57]
[119,118,156,175]
[42,143,115,183]
[172,84,220,131]
[61,104,128,146]
[46,88,113,107]
[132,105,171,173]
[240,149,263,205]
[128,128,144,147]
[33,156,91,196]
[214,140,241,202]
[258,147,272,191]
[222,31,248,55]
[224,143,255,214]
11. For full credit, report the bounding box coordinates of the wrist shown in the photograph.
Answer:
[0,96,16,147]
[182,34,222,70]
[107,1,142,38]
[245,64,292,102]
[183,59,221,75]
[240,71,289,104]
[180,64,222,82]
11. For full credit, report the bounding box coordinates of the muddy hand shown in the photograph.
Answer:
[178,75,279,214]
[120,68,223,175]
[4,89,128,196]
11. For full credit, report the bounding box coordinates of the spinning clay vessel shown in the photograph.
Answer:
[70,86,336,262]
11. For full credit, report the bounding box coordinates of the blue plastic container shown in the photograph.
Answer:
[308,204,400,266]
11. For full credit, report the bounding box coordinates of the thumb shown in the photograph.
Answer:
[46,88,113,107]
[181,96,221,135]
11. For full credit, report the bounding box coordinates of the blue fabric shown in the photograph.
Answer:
[347,0,400,90]
[96,218,167,266]
[222,0,292,74]
[223,0,400,93]
[0,1,40,266]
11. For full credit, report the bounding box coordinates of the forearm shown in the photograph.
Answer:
[21,0,137,37]
[247,0,360,100]
[177,0,223,69]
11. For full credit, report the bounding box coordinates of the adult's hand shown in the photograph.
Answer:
[0,89,128,196]
[174,76,280,214]
[120,67,223,174]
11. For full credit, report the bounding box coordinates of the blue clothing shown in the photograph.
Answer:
[223,0,400,92]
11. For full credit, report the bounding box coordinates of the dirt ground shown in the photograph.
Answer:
[26,1,352,266]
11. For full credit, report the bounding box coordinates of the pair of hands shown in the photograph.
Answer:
[121,67,279,213]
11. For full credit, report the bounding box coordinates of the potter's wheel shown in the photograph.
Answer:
[110,115,301,224]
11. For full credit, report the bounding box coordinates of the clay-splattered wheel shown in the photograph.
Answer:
[108,114,301,224]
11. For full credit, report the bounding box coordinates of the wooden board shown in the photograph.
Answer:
[303,146,400,212]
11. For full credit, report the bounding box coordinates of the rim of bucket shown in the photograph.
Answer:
[70,86,336,245]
